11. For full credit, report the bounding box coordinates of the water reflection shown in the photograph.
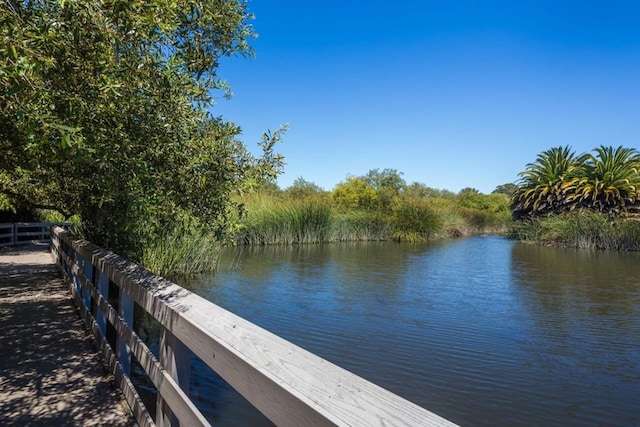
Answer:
[511,243,639,312]
[510,243,640,425]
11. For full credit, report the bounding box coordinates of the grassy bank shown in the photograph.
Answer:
[234,191,512,245]
[510,211,640,250]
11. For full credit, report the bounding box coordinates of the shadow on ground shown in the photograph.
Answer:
[0,247,135,426]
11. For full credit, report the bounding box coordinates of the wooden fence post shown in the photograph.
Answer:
[66,244,73,282]
[83,258,93,310]
[74,252,83,300]
[157,328,191,426]
[96,272,110,337]
[118,290,133,376]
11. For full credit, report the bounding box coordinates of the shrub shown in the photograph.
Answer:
[391,199,443,241]
[332,177,380,211]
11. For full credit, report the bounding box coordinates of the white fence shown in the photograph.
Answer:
[50,226,457,427]
[0,222,71,247]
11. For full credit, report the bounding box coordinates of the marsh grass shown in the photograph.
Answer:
[234,192,510,245]
[511,211,640,250]
[330,210,391,241]
[237,199,333,244]
[455,206,512,235]
[436,206,469,237]
[141,221,221,278]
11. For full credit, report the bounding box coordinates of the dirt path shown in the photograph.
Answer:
[0,245,135,426]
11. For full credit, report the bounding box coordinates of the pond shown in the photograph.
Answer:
[178,236,640,426]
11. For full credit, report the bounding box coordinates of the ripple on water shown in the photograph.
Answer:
[183,238,640,427]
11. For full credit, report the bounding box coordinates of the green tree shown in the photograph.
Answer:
[403,182,432,199]
[492,183,518,196]
[403,182,455,199]
[563,145,640,214]
[363,168,406,211]
[332,177,380,211]
[364,168,406,192]
[458,187,480,196]
[0,1,284,257]
[511,146,581,218]
[285,177,324,199]
[458,191,509,213]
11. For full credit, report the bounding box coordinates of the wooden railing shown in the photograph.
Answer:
[0,222,72,247]
[50,226,457,427]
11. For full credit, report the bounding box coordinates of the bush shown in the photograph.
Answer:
[391,199,443,241]
[332,177,380,211]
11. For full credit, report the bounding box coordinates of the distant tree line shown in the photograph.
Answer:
[235,168,513,245]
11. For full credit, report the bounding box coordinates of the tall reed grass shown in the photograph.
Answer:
[330,211,391,241]
[455,206,512,235]
[234,193,511,245]
[510,211,640,250]
[140,221,221,278]
[237,199,333,244]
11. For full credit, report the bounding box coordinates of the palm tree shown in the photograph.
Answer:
[511,146,581,217]
[562,145,640,214]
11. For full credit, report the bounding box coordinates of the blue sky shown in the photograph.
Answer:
[213,1,640,193]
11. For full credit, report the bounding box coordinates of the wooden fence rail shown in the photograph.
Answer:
[0,222,71,247]
[50,226,457,427]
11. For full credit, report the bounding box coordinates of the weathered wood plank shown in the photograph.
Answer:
[157,328,192,426]
[54,242,154,427]
[118,290,134,376]
[54,235,210,427]
[15,222,56,227]
[97,272,110,336]
[53,226,457,427]
[2,222,71,246]
[0,227,14,246]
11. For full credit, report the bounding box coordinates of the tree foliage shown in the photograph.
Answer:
[404,182,455,199]
[363,168,406,193]
[0,1,284,257]
[510,146,580,217]
[511,145,640,218]
[363,168,406,210]
[332,169,406,212]
[458,191,509,214]
[492,183,517,196]
[332,176,380,211]
[285,177,324,199]
[563,146,640,213]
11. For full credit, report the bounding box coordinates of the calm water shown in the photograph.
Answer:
[179,236,640,426]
